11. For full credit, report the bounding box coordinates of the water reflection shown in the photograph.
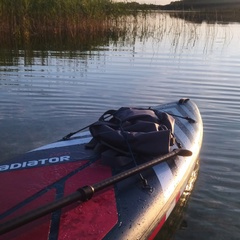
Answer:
[0,12,237,66]
[155,159,200,239]
[0,36,111,66]
[169,10,240,24]
[0,11,240,240]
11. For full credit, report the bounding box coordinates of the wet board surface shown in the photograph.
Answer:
[0,99,203,240]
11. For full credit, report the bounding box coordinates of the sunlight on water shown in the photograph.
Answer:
[0,12,240,239]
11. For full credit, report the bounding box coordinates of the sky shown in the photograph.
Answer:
[114,0,173,5]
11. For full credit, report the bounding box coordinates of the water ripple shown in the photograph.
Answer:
[1,14,240,239]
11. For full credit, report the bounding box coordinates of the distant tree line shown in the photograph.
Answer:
[115,0,240,10]
[163,0,240,10]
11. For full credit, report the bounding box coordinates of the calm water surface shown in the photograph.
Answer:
[0,13,240,239]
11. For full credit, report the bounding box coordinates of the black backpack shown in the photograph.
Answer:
[88,107,175,159]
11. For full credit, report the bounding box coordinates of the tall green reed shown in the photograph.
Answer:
[0,0,124,42]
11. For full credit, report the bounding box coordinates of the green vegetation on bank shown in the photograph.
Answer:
[163,1,240,24]
[163,0,240,10]
[1,0,240,50]
[1,0,151,44]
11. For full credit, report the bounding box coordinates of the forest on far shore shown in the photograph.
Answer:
[162,0,240,10]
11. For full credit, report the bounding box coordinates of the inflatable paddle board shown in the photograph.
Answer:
[0,98,203,240]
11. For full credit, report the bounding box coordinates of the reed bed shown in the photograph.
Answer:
[0,0,127,44]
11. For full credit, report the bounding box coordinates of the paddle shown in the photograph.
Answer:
[0,148,192,235]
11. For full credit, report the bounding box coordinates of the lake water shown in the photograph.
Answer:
[0,12,240,239]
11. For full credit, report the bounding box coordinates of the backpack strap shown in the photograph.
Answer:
[99,109,117,121]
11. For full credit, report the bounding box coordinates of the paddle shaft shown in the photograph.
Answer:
[0,148,191,235]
